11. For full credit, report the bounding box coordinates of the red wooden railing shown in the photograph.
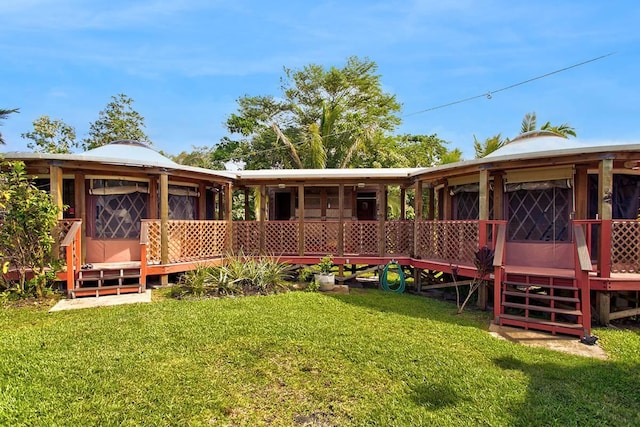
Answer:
[59,219,82,294]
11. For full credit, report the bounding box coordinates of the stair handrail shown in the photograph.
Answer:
[573,223,592,337]
[492,223,507,323]
[60,220,82,294]
[139,221,149,288]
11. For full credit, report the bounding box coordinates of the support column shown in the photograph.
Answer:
[492,173,503,220]
[320,188,327,220]
[74,173,87,263]
[259,185,266,254]
[597,158,613,323]
[338,184,344,256]
[244,188,250,220]
[49,165,64,220]
[198,183,207,220]
[400,187,406,220]
[159,172,169,285]
[378,184,387,257]
[426,187,435,220]
[414,181,423,258]
[477,170,490,310]
[574,166,588,220]
[298,184,305,256]
[225,183,233,252]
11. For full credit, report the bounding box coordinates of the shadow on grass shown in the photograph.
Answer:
[326,288,492,331]
[493,355,640,425]
[408,381,463,409]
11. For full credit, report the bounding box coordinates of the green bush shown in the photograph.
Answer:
[175,253,292,298]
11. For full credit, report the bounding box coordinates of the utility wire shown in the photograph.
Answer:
[213,52,617,164]
[403,52,616,117]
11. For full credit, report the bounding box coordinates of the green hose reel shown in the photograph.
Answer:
[381,260,405,293]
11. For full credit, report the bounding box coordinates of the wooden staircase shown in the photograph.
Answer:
[70,266,143,298]
[497,272,587,337]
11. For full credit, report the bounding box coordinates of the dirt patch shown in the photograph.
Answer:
[488,324,607,359]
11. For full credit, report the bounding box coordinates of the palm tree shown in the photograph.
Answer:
[0,108,19,144]
[519,111,576,138]
[474,133,509,158]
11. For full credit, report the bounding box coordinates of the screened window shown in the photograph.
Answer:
[453,192,479,220]
[90,179,149,239]
[507,185,571,242]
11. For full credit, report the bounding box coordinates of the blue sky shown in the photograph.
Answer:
[2,1,639,163]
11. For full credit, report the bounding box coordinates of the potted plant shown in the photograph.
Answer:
[314,255,335,291]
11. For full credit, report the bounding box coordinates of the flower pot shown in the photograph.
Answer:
[314,273,335,291]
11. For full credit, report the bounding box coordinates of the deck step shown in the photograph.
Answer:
[502,290,580,304]
[499,313,584,331]
[502,301,582,316]
[70,284,142,298]
[503,281,578,291]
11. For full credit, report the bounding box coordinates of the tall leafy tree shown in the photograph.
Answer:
[21,115,78,154]
[82,94,150,150]
[0,108,19,145]
[171,138,241,170]
[397,134,450,167]
[226,56,401,169]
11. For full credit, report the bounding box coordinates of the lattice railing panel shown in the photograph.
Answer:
[144,220,161,264]
[385,220,414,255]
[142,220,229,264]
[415,220,479,265]
[344,221,379,255]
[304,221,339,255]
[612,220,640,273]
[265,221,299,255]
[233,221,261,255]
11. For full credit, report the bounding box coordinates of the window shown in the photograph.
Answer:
[90,179,149,239]
[507,185,570,241]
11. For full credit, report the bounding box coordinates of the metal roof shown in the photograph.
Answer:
[236,167,425,180]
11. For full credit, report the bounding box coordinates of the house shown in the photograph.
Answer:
[4,134,640,337]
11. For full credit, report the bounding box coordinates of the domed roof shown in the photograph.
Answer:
[485,131,587,158]
[82,140,178,167]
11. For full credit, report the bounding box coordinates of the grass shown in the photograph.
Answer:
[1,291,640,426]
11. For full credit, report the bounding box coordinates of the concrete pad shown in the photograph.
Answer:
[49,290,152,312]
[488,324,607,359]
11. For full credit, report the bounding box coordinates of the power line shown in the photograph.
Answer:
[211,52,616,164]
[403,52,617,117]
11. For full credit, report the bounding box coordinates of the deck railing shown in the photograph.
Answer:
[573,219,640,276]
[415,220,479,265]
[143,219,230,264]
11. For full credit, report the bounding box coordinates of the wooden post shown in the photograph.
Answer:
[49,164,64,220]
[320,188,327,220]
[298,184,305,256]
[492,173,503,220]
[477,172,490,310]
[414,181,423,258]
[244,188,250,220]
[378,184,387,257]
[598,158,613,282]
[159,173,169,286]
[574,166,588,220]
[442,184,451,220]
[225,183,233,252]
[259,185,266,254]
[75,173,87,263]
[427,187,435,220]
[400,187,406,220]
[198,183,207,220]
[338,184,344,256]
[598,292,611,325]
[148,177,158,219]
[218,187,225,220]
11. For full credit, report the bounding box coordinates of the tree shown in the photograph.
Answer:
[519,111,576,138]
[397,134,450,167]
[0,161,61,296]
[21,115,78,154]
[83,94,150,150]
[439,148,463,164]
[171,138,241,170]
[473,133,508,158]
[226,56,402,169]
[0,108,19,145]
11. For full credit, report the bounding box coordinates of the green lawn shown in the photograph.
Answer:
[1,290,639,426]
